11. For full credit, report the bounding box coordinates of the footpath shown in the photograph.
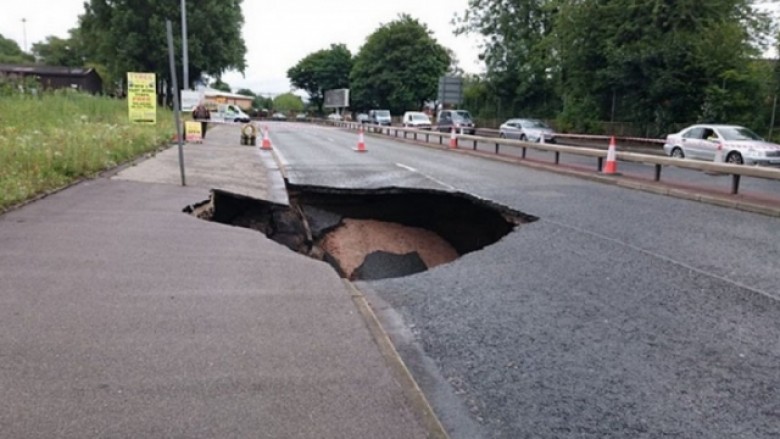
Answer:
[0,125,434,438]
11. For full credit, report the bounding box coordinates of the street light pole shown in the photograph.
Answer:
[181,0,189,90]
[21,18,27,52]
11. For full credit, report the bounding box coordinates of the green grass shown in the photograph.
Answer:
[0,91,173,211]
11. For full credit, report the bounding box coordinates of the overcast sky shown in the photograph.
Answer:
[0,0,485,96]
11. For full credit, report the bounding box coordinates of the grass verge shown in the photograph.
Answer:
[0,91,173,211]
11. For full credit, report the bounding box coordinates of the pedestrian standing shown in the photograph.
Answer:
[192,102,211,139]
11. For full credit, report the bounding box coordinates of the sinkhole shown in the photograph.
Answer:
[185,185,537,280]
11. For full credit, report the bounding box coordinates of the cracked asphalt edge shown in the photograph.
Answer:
[343,279,450,439]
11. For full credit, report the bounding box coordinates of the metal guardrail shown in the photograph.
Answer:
[323,121,780,196]
[474,127,666,145]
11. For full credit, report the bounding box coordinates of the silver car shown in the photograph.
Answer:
[663,124,780,165]
[499,118,556,143]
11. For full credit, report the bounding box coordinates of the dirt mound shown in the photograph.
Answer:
[320,219,459,279]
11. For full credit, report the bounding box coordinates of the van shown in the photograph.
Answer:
[436,109,476,135]
[402,111,432,129]
[368,109,392,126]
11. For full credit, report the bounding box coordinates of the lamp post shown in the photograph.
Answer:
[21,18,27,52]
[181,0,189,89]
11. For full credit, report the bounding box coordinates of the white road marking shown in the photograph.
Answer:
[395,162,456,191]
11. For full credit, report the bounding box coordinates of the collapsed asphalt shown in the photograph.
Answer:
[190,184,535,280]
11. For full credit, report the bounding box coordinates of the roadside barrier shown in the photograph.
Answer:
[261,126,272,150]
[321,120,780,196]
[603,136,618,174]
[355,126,367,152]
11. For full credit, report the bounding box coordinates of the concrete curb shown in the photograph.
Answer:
[357,129,780,218]
[342,280,450,439]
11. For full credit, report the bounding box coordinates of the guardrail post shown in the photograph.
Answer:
[473,139,477,150]
[495,143,499,154]
[439,135,443,145]
[426,133,429,143]
[554,151,560,165]
[521,147,526,159]
[654,164,662,182]
[731,174,741,195]
[597,157,604,172]
[404,131,407,139]
[395,129,398,138]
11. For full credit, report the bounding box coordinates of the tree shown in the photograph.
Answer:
[236,88,255,97]
[78,0,246,91]
[0,33,34,64]
[252,95,273,110]
[31,28,87,67]
[211,78,231,92]
[456,0,775,134]
[350,15,451,114]
[287,44,353,114]
[272,92,304,113]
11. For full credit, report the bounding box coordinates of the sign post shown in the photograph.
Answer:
[166,20,186,186]
[437,76,464,108]
[127,72,157,124]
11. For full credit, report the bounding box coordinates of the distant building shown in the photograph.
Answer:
[202,88,253,110]
[0,64,103,94]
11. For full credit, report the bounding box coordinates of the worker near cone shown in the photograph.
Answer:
[355,125,367,152]
[603,135,618,174]
[261,126,272,150]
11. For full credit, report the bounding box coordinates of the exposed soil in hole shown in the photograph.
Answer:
[320,219,460,279]
[185,186,536,280]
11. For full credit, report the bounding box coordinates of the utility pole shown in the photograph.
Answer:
[21,18,27,52]
[181,0,189,90]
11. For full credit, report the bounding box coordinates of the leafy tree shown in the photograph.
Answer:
[272,92,304,113]
[0,33,34,63]
[252,94,273,110]
[287,44,353,114]
[31,28,87,67]
[350,14,451,114]
[211,78,231,92]
[236,88,255,97]
[78,0,246,91]
[457,0,775,135]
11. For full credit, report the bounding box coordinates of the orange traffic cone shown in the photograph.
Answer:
[714,143,724,163]
[261,126,272,150]
[449,126,458,149]
[603,136,618,174]
[354,126,367,152]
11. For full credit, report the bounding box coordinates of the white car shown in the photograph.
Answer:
[663,124,780,165]
[402,111,432,129]
[327,113,343,121]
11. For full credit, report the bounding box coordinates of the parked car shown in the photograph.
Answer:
[368,109,392,126]
[295,113,307,120]
[663,124,780,166]
[327,113,343,121]
[402,111,432,129]
[356,113,370,123]
[499,118,556,143]
[271,112,287,121]
[436,109,476,135]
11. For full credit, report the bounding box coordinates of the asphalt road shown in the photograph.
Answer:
[268,122,780,439]
[365,125,780,201]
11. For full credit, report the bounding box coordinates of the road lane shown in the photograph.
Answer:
[268,122,780,439]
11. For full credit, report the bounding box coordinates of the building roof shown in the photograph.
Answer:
[0,63,97,77]
[201,87,254,100]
